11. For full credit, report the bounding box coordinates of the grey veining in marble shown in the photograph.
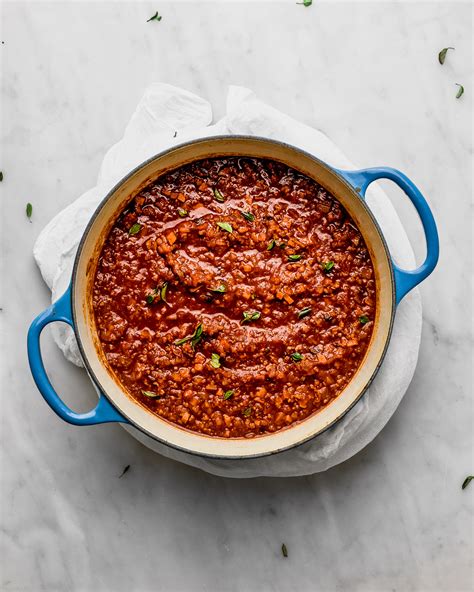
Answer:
[0,1,472,591]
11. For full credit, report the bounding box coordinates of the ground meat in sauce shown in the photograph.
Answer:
[92,157,376,438]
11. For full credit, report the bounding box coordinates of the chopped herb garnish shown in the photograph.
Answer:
[462,476,474,490]
[160,282,168,303]
[241,310,261,324]
[217,221,233,233]
[177,207,188,218]
[211,283,226,293]
[210,353,221,369]
[297,0,312,6]
[147,11,162,22]
[128,223,142,235]
[213,188,225,203]
[26,202,33,219]
[438,47,454,65]
[146,282,168,305]
[279,242,287,249]
[455,83,464,99]
[223,389,234,400]
[142,390,160,398]
[297,306,312,319]
[288,254,302,262]
[0,171,3,181]
[243,407,252,417]
[146,291,157,305]
[359,315,370,324]
[174,323,203,348]
[267,238,276,251]
[240,210,255,222]
[281,543,288,558]
[118,465,130,478]
[322,261,335,273]
[291,352,303,362]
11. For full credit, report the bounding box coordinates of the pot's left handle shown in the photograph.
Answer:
[27,285,128,426]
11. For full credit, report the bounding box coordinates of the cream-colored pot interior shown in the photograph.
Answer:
[73,136,395,459]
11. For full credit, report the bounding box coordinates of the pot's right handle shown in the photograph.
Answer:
[336,167,439,304]
[27,285,128,426]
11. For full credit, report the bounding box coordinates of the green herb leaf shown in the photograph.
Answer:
[147,11,162,22]
[278,242,287,249]
[288,254,302,262]
[217,221,233,233]
[241,310,261,324]
[322,261,335,273]
[223,389,234,400]
[211,283,226,293]
[240,210,255,222]
[175,323,203,348]
[438,47,454,65]
[213,188,225,203]
[267,238,276,251]
[129,223,142,235]
[0,171,3,182]
[142,390,160,398]
[118,465,130,478]
[146,293,156,305]
[281,543,288,558]
[243,407,252,417]
[26,202,33,219]
[177,207,188,218]
[297,0,312,6]
[161,282,168,303]
[359,315,370,324]
[291,352,303,362]
[462,476,474,490]
[210,353,221,369]
[455,83,464,99]
[297,306,312,319]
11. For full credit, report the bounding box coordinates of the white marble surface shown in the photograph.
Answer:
[1,1,472,591]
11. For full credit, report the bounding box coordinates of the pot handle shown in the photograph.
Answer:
[27,285,128,426]
[336,167,439,304]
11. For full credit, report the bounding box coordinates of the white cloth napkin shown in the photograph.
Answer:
[34,83,421,478]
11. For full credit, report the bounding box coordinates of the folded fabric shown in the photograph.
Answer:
[34,83,421,477]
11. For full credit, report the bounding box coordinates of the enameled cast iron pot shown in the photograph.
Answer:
[27,137,439,459]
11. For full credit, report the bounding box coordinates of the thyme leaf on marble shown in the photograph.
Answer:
[213,188,225,203]
[462,476,474,490]
[241,310,261,324]
[26,203,33,219]
[175,323,203,348]
[288,254,302,262]
[177,207,188,218]
[297,0,312,6]
[455,83,464,99]
[281,543,288,558]
[210,353,221,369]
[223,389,234,400]
[142,390,160,398]
[438,47,454,65]
[0,171,3,182]
[322,261,335,273]
[217,221,233,233]
[118,465,130,478]
[359,315,370,324]
[128,223,142,235]
[240,210,255,222]
[291,352,303,362]
[297,306,312,319]
[147,11,162,22]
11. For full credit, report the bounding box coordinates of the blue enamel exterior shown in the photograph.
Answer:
[27,284,128,425]
[27,162,439,427]
[336,167,439,304]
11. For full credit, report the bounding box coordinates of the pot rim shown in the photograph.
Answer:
[71,134,396,459]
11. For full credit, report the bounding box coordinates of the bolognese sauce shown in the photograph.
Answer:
[92,157,375,438]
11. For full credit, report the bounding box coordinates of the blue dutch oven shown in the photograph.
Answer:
[27,137,439,459]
